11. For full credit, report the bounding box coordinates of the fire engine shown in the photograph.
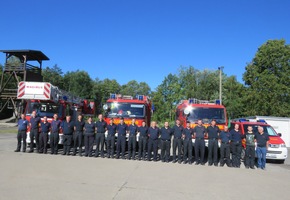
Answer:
[103,94,152,138]
[176,98,228,146]
[17,81,95,144]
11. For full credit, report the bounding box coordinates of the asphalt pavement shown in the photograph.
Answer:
[1,132,290,200]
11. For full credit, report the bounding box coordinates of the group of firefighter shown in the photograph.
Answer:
[15,111,269,169]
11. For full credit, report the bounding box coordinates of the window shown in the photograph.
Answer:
[186,107,226,124]
[27,102,63,118]
[105,103,145,118]
[243,125,278,136]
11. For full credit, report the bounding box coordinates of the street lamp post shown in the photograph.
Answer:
[218,66,224,105]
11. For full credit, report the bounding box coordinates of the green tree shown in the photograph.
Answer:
[42,65,64,88]
[63,70,94,98]
[243,39,290,117]
[119,80,151,96]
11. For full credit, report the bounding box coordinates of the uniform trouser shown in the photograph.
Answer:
[106,135,115,157]
[116,135,126,158]
[231,142,242,167]
[73,131,83,155]
[63,135,73,155]
[208,139,219,165]
[30,128,39,152]
[183,139,193,162]
[39,132,48,153]
[161,140,171,161]
[173,138,182,161]
[84,134,95,156]
[256,147,267,169]
[148,139,158,161]
[95,133,105,157]
[245,145,255,167]
[195,138,205,163]
[220,142,231,166]
[128,136,137,159]
[17,130,27,152]
[50,132,59,154]
[138,136,147,159]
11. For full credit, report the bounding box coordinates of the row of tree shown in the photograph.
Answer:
[1,39,289,122]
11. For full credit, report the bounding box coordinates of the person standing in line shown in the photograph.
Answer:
[28,110,41,153]
[219,126,232,167]
[73,114,85,156]
[147,121,160,162]
[255,126,269,170]
[242,126,256,169]
[84,117,96,157]
[106,118,117,158]
[193,119,206,165]
[128,118,138,160]
[61,115,75,155]
[116,117,128,159]
[182,121,193,165]
[39,116,51,154]
[50,114,61,155]
[95,114,107,158]
[230,124,242,168]
[207,119,220,166]
[172,119,184,164]
[138,121,148,161]
[160,121,172,163]
[15,114,29,153]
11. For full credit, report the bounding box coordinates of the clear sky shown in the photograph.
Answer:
[1,0,290,91]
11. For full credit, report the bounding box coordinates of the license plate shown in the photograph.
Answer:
[266,154,277,158]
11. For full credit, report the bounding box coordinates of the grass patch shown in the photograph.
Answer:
[0,127,18,134]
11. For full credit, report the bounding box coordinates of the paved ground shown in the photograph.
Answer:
[1,131,290,200]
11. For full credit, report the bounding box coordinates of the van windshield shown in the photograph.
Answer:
[243,125,278,136]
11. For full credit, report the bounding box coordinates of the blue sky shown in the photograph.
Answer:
[1,0,290,91]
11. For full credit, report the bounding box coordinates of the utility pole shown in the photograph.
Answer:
[218,66,224,105]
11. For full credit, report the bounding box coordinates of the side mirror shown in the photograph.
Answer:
[278,133,282,137]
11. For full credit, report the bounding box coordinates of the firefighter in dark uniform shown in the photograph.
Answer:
[182,121,193,164]
[73,114,85,156]
[106,118,117,158]
[148,121,160,162]
[39,116,51,154]
[128,118,138,160]
[28,110,41,153]
[230,124,242,168]
[95,114,107,158]
[84,117,96,157]
[193,119,206,165]
[15,114,29,153]
[219,126,232,167]
[61,115,75,155]
[138,121,148,161]
[207,119,220,166]
[172,119,184,164]
[116,117,128,159]
[50,113,61,155]
[160,121,172,163]
[242,125,256,169]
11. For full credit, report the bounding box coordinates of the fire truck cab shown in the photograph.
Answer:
[17,81,95,144]
[103,94,152,139]
[176,98,228,147]
[230,119,288,163]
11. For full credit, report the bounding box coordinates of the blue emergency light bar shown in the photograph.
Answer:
[138,95,144,101]
[215,99,221,105]
[239,118,248,122]
[257,119,267,124]
[110,94,116,99]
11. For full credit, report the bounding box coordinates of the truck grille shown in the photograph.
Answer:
[267,150,282,154]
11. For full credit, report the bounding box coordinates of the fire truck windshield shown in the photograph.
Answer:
[186,107,226,124]
[26,102,63,118]
[106,103,145,118]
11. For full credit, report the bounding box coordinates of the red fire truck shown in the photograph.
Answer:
[103,94,152,128]
[176,98,228,146]
[17,81,95,144]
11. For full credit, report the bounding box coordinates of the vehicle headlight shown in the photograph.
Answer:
[280,144,287,148]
